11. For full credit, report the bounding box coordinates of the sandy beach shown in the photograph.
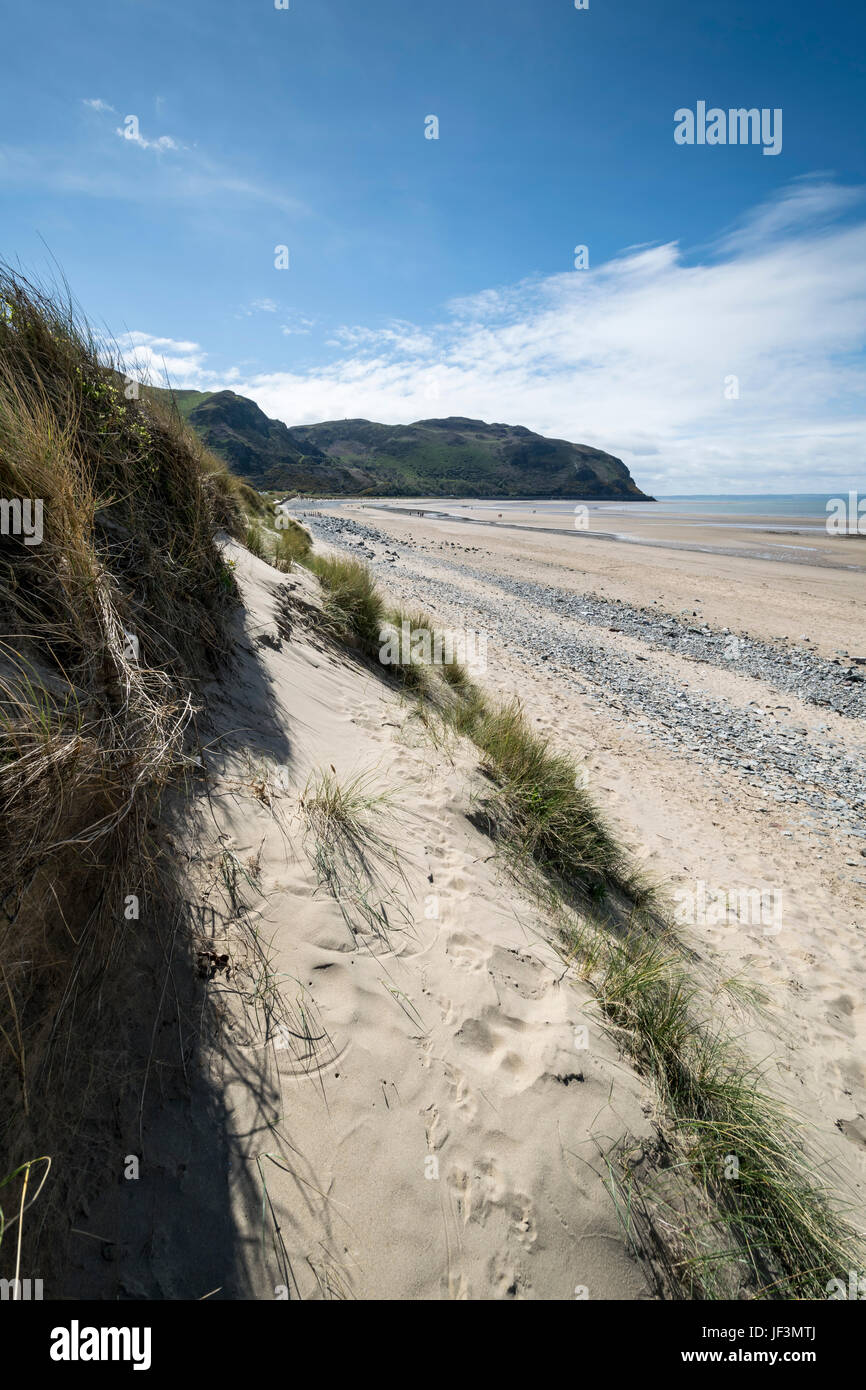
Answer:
[288,499,866,1219]
[341,499,866,656]
[57,500,866,1301]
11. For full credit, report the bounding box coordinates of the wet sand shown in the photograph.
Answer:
[334,499,866,659]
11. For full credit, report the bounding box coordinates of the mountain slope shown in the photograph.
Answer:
[169,389,652,499]
[287,416,651,499]
[177,390,368,494]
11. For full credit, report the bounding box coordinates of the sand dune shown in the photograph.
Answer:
[63,515,863,1300]
[176,543,657,1300]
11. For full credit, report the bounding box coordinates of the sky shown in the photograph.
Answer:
[1,0,865,494]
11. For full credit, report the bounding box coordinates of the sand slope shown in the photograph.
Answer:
[188,542,656,1300]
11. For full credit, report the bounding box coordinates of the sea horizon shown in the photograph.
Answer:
[317,492,860,523]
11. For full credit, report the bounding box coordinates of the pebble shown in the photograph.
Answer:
[299,511,866,838]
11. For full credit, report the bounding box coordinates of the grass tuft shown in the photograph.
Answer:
[273,518,313,572]
[243,520,266,559]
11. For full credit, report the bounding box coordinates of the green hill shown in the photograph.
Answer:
[155,388,652,499]
[287,415,652,499]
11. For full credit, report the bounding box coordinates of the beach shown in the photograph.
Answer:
[52,497,866,1301]
[287,497,866,1214]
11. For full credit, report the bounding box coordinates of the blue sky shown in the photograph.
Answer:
[2,0,865,492]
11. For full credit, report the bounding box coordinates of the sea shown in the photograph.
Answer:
[330,494,856,533]
[394,494,847,521]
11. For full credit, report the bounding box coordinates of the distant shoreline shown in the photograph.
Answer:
[286,495,866,572]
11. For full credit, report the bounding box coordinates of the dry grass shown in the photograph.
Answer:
[299,766,412,947]
[0,266,242,1280]
[561,915,865,1298]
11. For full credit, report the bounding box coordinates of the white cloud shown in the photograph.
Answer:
[48,99,305,213]
[122,178,866,492]
[228,179,866,492]
[281,314,315,336]
[717,176,864,253]
[326,321,436,355]
[112,331,209,386]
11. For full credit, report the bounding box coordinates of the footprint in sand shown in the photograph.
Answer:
[446,932,489,975]
[836,1114,866,1156]
[447,1165,479,1227]
[505,1192,538,1250]
[422,1102,451,1152]
[439,870,472,895]
[443,1062,479,1123]
[487,944,552,1001]
[434,993,459,1026]
[446,1160,537,1249]
[489,1254,527,1299]
[824,993,857,1039]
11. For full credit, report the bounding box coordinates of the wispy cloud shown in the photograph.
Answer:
[326,321,436,354]
[0,99,308,215]
[115,118,183,154]
[717,176,865,253]
[112,331,216,386]
[281,313,315,336]
[237,298,279,318]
